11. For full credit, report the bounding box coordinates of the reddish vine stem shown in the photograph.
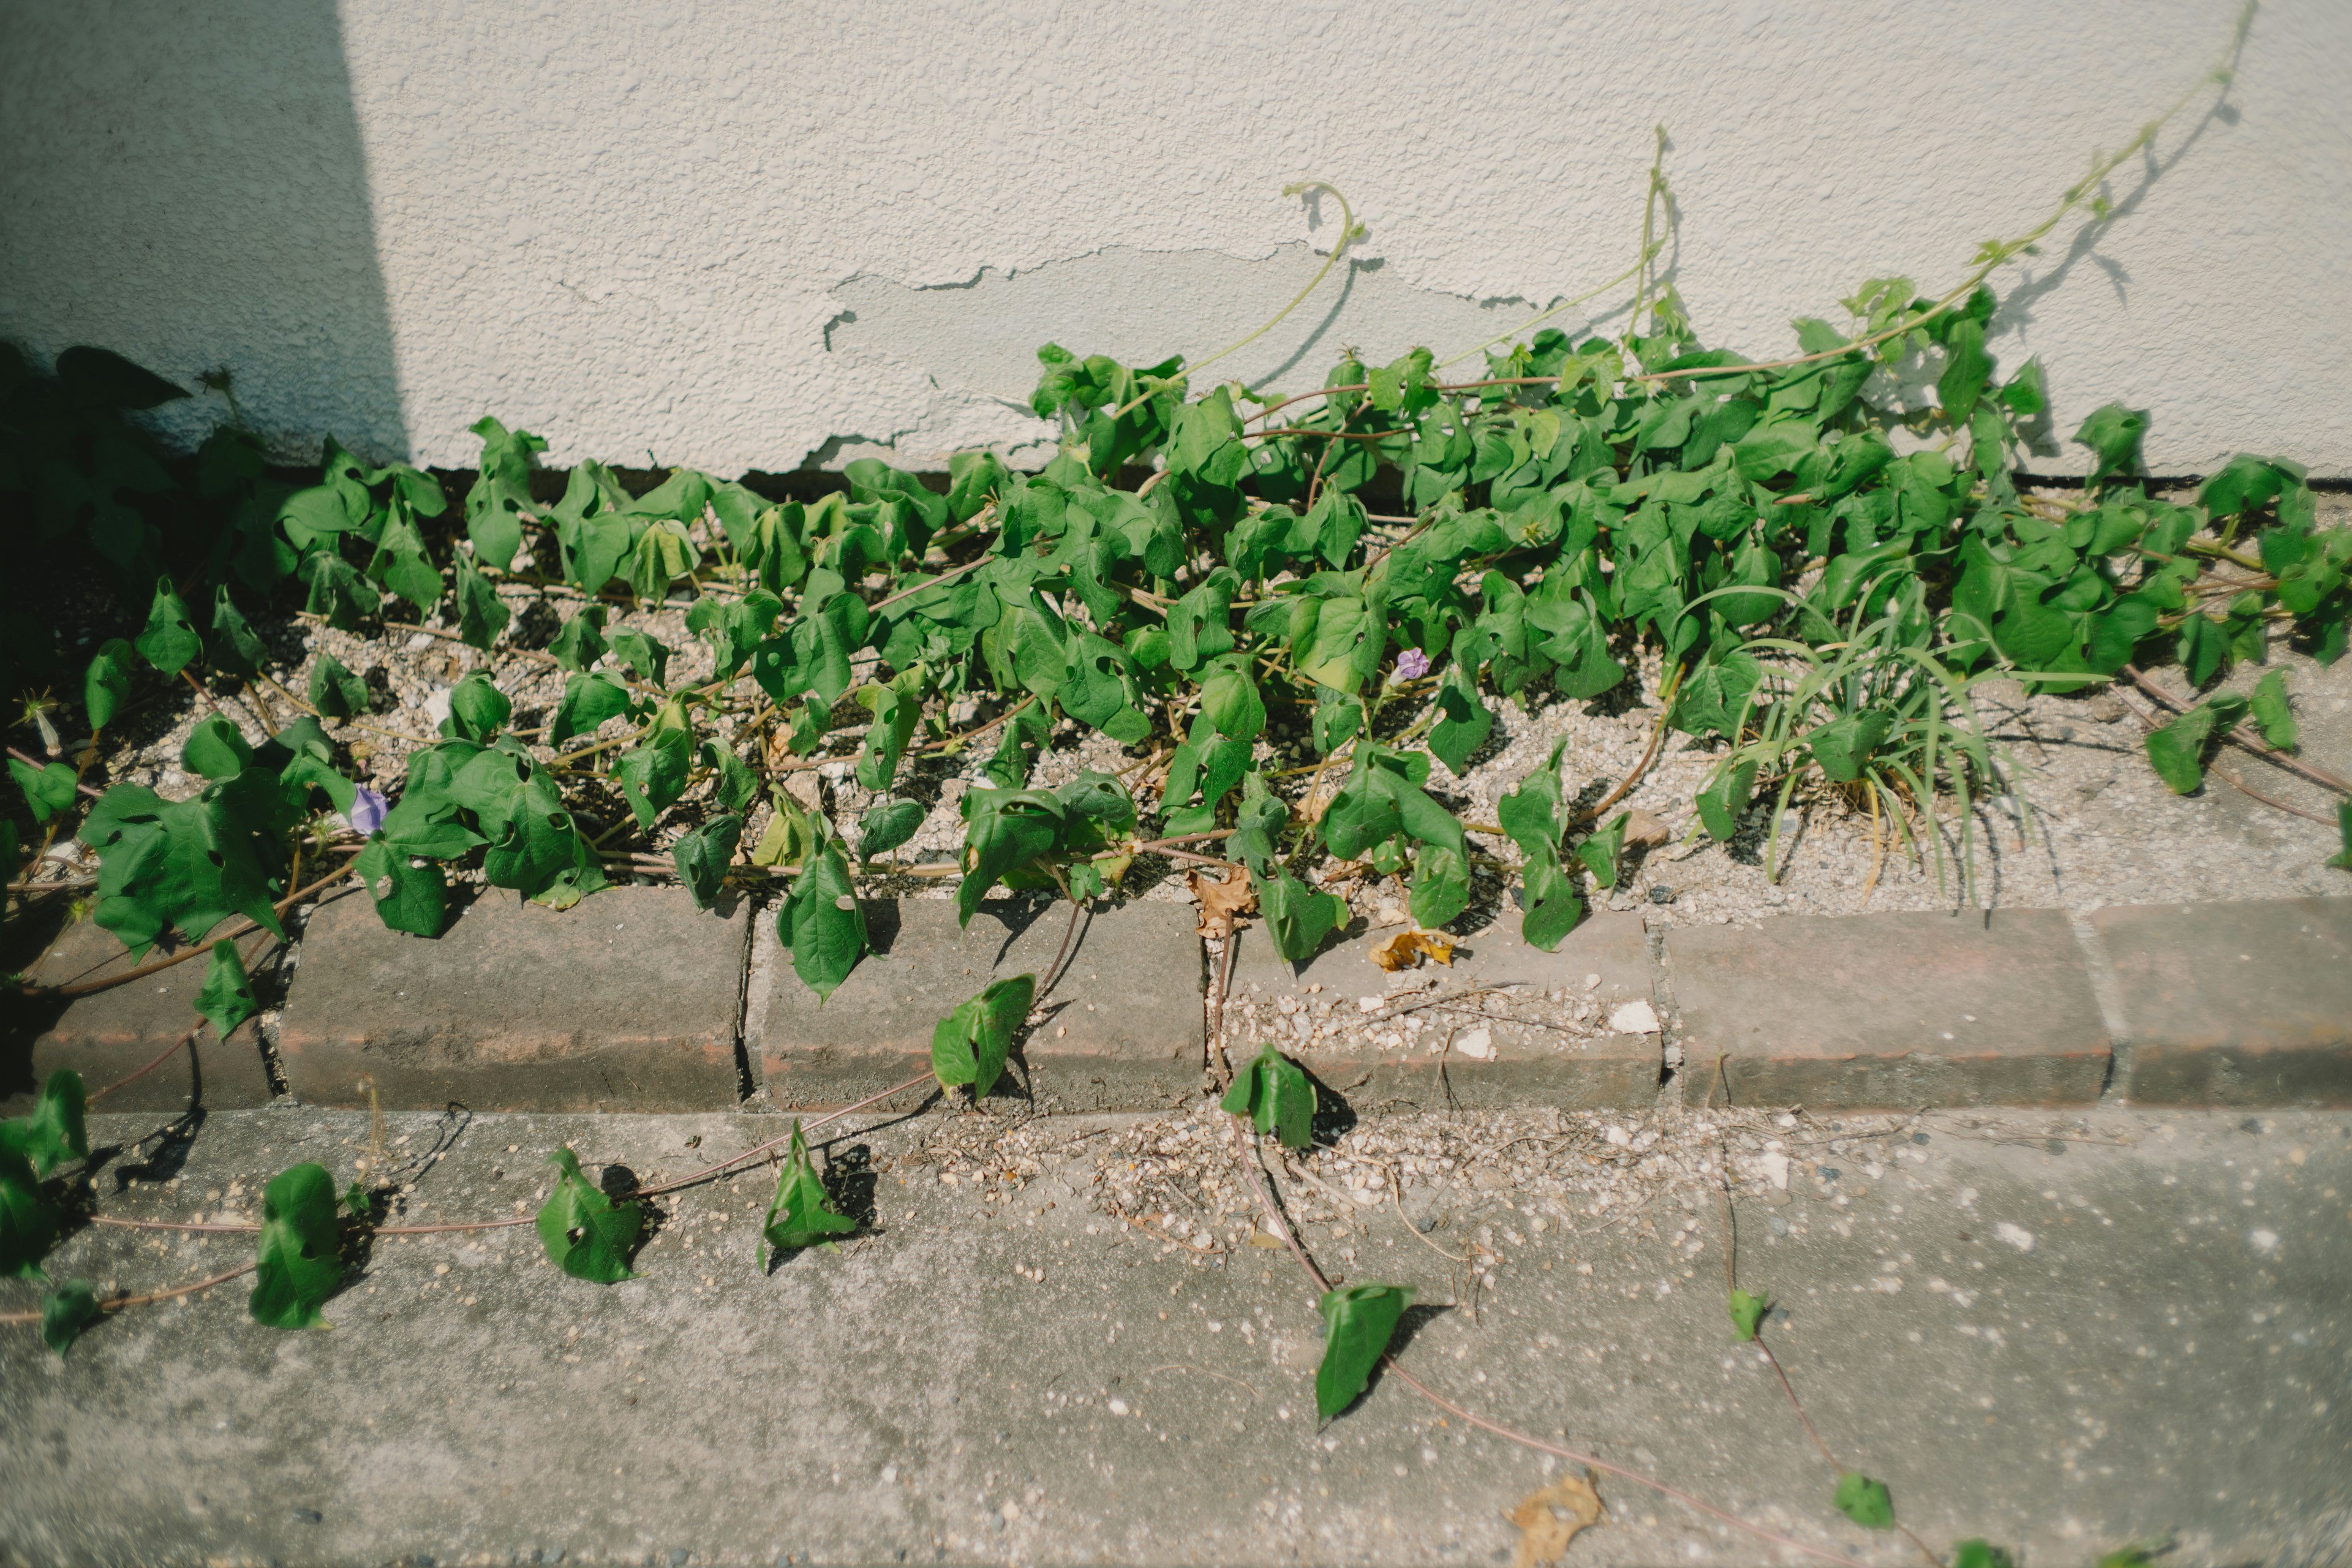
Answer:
[87,1033,194,1102]
[2119,663,2350,795]
[24,855,362,1000]
[0,1261,258,1326]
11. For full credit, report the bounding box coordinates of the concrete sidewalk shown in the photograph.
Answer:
[2,1103,2346,1567]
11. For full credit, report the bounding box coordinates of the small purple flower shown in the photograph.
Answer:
[344,786,388,836]
[1394,649,1431,681]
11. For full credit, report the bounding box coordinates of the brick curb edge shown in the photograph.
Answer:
[9,892,2348,1115]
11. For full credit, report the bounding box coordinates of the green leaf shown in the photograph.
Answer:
[1227,773,1288,874]
[2072,404,2147,486]
[931,974,1035,1099]
[40,1280,102,1358]
[616,723,693,830]
[367,504,443,614]
[464,415,543,571]
[956,786,1062,926]
[0,1069,89,1178]
[181,714,252,780]
[1831,1472,1895,1531]
[85,638,135,729]
[0,1146,62,1280]
[353,834,447,937]
[2329,799,2352,872]
[1695,760,1757,842]
[1728,1287,1768,1342]
[2250,670,2297,750]
[1200,658,1266,742]
[1408,840,1471,930]
[442,671,511,742]
[535,1147,642,1283]
[1426,666,1493,775]
[2145,706,2217,794]
[1219,1043,1314,1148]
[1314,1283,1414,1419]
[671,813,744,910]
[308,652,370,720]
[1936,317,1992,422]
[1806,710,1892,784]
[548,608,609,674]
[1951,1542,2016,1568]
[454,551,510,650]
[782,838,867,998]
[1519,843,1584,952]
[610,630,673,688]
[761,1120,858,1259]
[298,548,372,629]
[549,671,631,747]
[983,699,1051,788]
[1256,865,1346,965]
[135,577,202,676]
[858,798,925,861]
[10,757,78,824]
[1576,812,1630,891]
[1498,750,1566,857]
[247,1163,343,1329]
[80,783,288,956]
[854,679,920,793]
[194,939,257,1040]
[201,589,268,682]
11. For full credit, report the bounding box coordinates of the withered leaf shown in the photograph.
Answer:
[1507,1471,1605,1568]
[1371,928,1455,971]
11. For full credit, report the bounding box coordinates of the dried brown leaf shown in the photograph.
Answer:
[1622,809,1670,849]
[1371,929,1456,971]
[1188,868,1256,936]
[1507,1471,1605,1568]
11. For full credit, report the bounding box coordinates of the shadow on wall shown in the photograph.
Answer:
[0,0,404,462]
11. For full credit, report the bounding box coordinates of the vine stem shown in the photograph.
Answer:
[88,1033,195,1102]
[6,746,105,801]
[22,854,363,1000]
[1106,182,1359,424]
[2118,663,2349,795]
[1224,1099,1872,1567]
[0,1261,258,1326]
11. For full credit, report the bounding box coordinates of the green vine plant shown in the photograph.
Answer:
[0,2,2339,1559]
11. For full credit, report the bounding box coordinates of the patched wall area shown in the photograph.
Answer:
[3,0,2347,475]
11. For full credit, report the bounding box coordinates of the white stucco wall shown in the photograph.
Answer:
[4,1,2348,477]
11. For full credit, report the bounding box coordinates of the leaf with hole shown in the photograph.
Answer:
[194,939,258,1041]
[354,834,447,937]
[535,1147,641,1283]
[248,1163,343,1329]
[1315,1282,1413,1420]
[762,1120,858,1259]
[135,576,202,676]
[782,837,867,998]
[932,974,1035,1099]
[671,813,744,910]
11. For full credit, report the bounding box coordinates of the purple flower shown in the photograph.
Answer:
[1394,649,1431,681]
[344,786,388,836]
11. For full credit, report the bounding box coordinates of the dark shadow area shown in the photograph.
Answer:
[0,2,407,462]
[1302,1063,1360,1147]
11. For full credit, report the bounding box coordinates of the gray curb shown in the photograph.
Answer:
[10,891,2350,1115]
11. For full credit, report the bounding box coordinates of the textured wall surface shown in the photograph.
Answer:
[3,0,2347,476]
